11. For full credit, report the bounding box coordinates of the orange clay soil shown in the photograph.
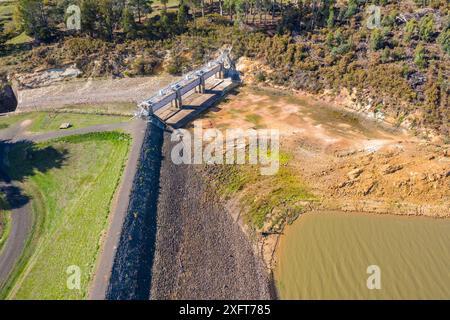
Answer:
[201,85,450,218]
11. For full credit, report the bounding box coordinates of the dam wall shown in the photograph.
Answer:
[105,124,271,300]
[106,123,164,300]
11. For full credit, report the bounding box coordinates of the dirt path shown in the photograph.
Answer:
[21,122,130,143]
[16,76,179,111]
[205,86,450,217]
[0,123,32,289]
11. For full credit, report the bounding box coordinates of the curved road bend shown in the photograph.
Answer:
[0,187,32,288]
[0,120,134,291]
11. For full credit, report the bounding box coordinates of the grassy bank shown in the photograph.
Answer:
[0,131,130,299]
[206,150,316,232]
[0,112,129,132]
[275,211,450,299]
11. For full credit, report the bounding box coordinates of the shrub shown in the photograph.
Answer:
[130,57,160,76]
[327,7,335,28]
[345,0,358,19]
[382,10,397,28]
[370,29,385,50]
[418,14,435,42]
[405,19,418,42]
[62,38,109,58]
[381,47,390,63]
[391,47,405,61]
[414,44,427,69]
[165,55,188,75]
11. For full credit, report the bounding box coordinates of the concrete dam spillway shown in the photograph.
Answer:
[136,48,238,129]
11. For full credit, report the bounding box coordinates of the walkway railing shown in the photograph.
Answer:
[136,48,233,118]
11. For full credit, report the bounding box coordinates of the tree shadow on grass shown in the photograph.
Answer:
[0,139,68,210]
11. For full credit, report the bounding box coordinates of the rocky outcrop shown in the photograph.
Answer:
[348,168,364,180]
[14,65,82,89]
[381,164,404,175]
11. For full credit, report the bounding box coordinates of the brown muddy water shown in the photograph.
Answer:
[274,211,450,300]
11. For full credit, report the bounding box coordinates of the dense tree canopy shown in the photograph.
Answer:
[3,0,450,134]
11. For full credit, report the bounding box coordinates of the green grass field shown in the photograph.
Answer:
[0,194,11,254]
[0,0,32,45]
[0,213,10,253]
[0,112,129,133]
[0,113,34,128]
[0,0,15,44]
[1,131,130,299]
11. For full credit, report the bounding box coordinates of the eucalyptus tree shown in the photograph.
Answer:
[122,5,137,38]
[177,0,189,28]
[98,0,126,40]
[129,0,153,23]
[80,0,100,37]
[14,0,55,41]
[218,0,224,15]
[0,23,5,47]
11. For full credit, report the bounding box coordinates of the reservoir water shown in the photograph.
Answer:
[275,211,450,299]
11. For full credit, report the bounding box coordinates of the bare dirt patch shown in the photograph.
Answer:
[20,119,32,127]
[203,86,450,218]
[16,75,179,111]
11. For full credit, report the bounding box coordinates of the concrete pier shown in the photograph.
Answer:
[137,49,238,127]
[154,77,237,128]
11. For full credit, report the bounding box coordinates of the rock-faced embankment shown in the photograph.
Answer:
[106,124,271,300]
[150,132,271,300]
[106,124,163,300]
